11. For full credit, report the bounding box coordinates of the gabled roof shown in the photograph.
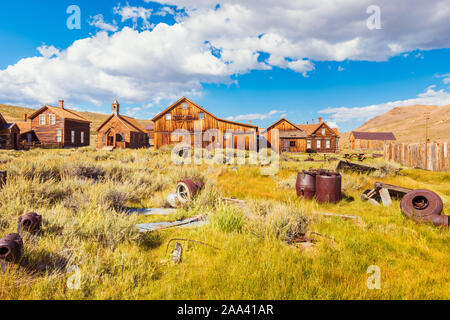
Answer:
[266,118,306,133]
[16,121,32,133]
[0,123,18,131]
[152,97,258,129]
[296,122,339,136]
[97,114,146,133]
[352,131,396,141]
[0,113,6,125]
[29,105,91,123]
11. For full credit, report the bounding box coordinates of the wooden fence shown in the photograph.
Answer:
[384,142,450,171]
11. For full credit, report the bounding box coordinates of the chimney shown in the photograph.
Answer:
[249,120,252,125]
[59,100,64,109]
[312,119,314,124]
[319,117,323,124]
[23,113,28,122]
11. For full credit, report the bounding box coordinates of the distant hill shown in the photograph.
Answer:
[341,104,450,148]
[0,104,153,134]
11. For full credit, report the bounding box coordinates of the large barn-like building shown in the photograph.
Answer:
[0,112,20,150]
[152,97,258,150]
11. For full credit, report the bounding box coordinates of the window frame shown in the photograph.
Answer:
[165,113,172,121]
[81,131,85,144]
[49,114,56,125]
[316,140,321,149]
[182,102,188,110]
[290,141,296,147]
[307,140,312,149]
[321,128,326,135]
[198,112,205,120]
[56,129,62,143]
[326,139,331,149]
[39,114,46,125]
[71,130,75,144]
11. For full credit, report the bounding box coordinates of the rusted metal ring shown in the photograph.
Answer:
[400,189,447,227]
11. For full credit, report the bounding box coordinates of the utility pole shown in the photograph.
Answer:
[424,112,430,169]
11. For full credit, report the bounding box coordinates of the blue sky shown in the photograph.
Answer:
[0,0,449,131]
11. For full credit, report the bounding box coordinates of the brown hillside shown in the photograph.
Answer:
[341,104,450,148]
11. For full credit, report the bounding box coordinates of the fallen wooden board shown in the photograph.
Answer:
[379,188,393,206]
[336,160,377,173]
[127,208,177,216]
[137,215,206,233]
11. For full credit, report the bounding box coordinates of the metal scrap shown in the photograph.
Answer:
[336,160,377,173]
[17,212,42,234]
[400,189,448,227]
[171,242,183,264]
[362,182,413,207]
[0,233,23,263]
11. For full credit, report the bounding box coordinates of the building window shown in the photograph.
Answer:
[122,133,125,141]
[27,133,32,143]
[166,113,172,120]
[290,141,296,147]
[198,113,205,120]
[49,114,56,125]
[224,132,231,139]
[321,128,326,135]
[81,131,85,144]
[317,140,321,148]
[326,139,331,149]
[56,129,62,143]
[71,130,75,143]
[40,115,46,125]
[307,140,311,149]
[182,102,188,109]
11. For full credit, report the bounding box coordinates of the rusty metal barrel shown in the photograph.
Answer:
[176,179,205,203]
[17,212,42,234]
[0,233,24,263]
[316,171,342,204]
[296,170,317,200]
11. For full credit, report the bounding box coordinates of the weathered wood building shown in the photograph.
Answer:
[0,112,20,149]
[16,100,91,148]
[350,131,396,151]
[144,123,155,146]
[260,118,307,153]
[262,117,340,153]
[152,97,258,150]
[97,100,149,149]
[297,118,340,153]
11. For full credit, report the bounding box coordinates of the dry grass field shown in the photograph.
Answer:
[0,147,448,299]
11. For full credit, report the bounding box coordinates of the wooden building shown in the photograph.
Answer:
[262,117,340,153]
[260,118,307,152]
[97,100,149,149]
[16,100,91,148]
[0,112,20,149]
[349,131,396,151]
[152,97,258,150]
[297,118,340,153]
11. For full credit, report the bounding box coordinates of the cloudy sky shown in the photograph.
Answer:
[0,0,449,131]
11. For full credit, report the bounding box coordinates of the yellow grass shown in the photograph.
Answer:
[0,147,448,300]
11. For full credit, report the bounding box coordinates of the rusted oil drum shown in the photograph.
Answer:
[316,172,342,204]
[296,171,317,200]
[400,189,447,227]
[17,212,42,234]
[0,233,24,263]
[176,179,205,203]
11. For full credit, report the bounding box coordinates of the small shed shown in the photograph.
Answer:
[144,123,155,146]
[349,131,396,151]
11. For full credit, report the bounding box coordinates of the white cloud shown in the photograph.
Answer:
[114,3,153,30]
[1,0,450,108]
[37,45,60,59]
[226,110,285,121]
[319,86,450,124]
[88,14,119,32]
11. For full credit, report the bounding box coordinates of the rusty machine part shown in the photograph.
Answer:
[296,170,317,200]
[400,189,448,227]
[315,171,342,204]
[0,233,24,263]
[336,160,377,173]
[17,212,42,234]
[176,179,205,203]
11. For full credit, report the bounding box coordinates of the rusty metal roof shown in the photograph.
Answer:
[352,131,396,141]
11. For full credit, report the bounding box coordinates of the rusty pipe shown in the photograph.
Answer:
[0,233,24,263]
[17,212,42,234]
[400,189,448,227]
